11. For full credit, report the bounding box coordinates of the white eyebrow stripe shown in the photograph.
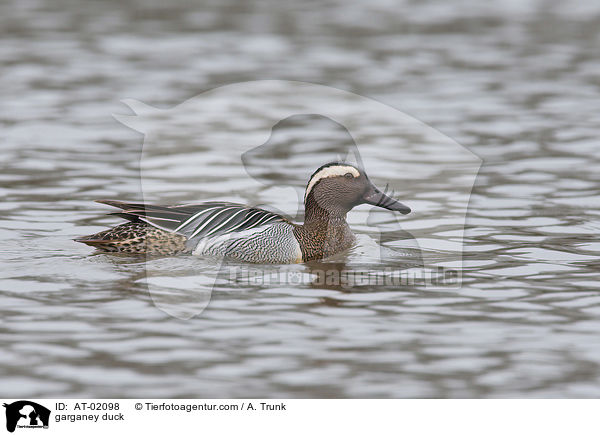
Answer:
[304,165,360,202]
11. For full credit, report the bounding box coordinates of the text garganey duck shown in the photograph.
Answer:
[76,163,411,263]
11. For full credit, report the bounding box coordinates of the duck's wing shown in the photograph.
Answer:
[96,200,287,239]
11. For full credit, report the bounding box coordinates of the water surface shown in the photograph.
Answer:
[1,0,599,398]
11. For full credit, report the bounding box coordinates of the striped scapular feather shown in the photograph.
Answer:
[96,200,287,240]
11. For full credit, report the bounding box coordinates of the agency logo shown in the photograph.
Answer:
[112,80,480,319]
[3,401,50,433]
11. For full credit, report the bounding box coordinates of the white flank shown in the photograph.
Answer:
[193,223,273,255]
[304,165,360,202]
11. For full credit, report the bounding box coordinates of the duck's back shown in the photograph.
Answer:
[76,200,302,262]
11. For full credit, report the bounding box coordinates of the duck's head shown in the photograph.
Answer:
[304,162,411,217]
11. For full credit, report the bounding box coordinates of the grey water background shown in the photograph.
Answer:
[1,0,599,398]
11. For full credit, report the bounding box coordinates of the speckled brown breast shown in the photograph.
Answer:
[292,219,356,261]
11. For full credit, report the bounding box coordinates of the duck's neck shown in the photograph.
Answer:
[303,193,347,226]
[293,193,355,261]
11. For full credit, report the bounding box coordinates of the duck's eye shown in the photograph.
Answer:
[344,173,354,179]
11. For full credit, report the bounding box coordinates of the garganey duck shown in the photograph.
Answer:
[76,163,411,263]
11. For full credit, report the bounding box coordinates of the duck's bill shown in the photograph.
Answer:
[363,187,411,214]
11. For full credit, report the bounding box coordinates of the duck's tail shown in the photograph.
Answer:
[75,221,188,255]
